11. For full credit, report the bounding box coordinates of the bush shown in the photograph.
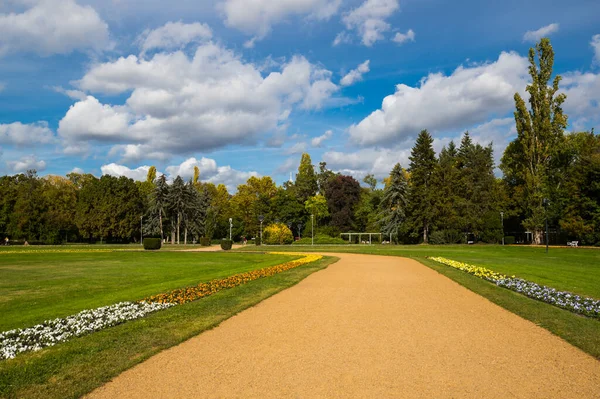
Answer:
[292,234,348,245]
[143,238,162,250]
[429,231,447,245]
[263,223,294,245]
[255,237,261,246]
[505,236,515,245]
[221,239,233,250]
[199,237,211,246]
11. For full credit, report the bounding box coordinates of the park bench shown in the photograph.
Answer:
[567,241,578,247]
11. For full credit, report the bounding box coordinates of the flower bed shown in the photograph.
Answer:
[143,253,322,305]
[1,252,322,360]
[429,257,600,319]
[0,302,173,360]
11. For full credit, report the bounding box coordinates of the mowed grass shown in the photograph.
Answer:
[0,253,337,399]
[239,244,600,298]
[0,250,298,331]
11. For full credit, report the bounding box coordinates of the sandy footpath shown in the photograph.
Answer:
[88,253,600,398]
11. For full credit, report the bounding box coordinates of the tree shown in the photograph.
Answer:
[379,163,409,242]
[263,223,294,245]
[295,153,318,203]
[148,175,169,240]
[317,161,336,194]
[324,175,361,232]
[362,174,377,190]
[406,130,437,243]
[304,194,329,228]
[204,183,231,239]
[500,38,568,244]
[432,142,461,237]
[231,176,277,237]
[167,176,190,244]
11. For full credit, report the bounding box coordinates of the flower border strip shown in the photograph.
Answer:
[142,253,323,305]
[1,252,322,360]
[428,257,600,319]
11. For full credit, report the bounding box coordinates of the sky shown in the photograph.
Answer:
[0,0,599,191]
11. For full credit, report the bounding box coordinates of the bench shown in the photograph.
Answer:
[567,241,579,247]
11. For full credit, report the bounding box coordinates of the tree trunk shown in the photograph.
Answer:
[159,210,163,241]
[423,223,428,244]
[533,230,543,245]
[177,213,180,245]
[184,227,187,245]
[171,223,175,245]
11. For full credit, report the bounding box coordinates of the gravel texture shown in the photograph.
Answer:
[87,253,600,398]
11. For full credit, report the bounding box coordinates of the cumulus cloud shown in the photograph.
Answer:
[69,167,85,174]
[0,122,55,146]
[592,34,600,65]
[285,142,308,155]
[523,23,559,43]
[323,147,410,180]
[165,157,259,191]
[392,29,415,44]
[311,130,333,147]
[340,0,399,47]
[62,43,340,158]
[220,0,341,43]
[340,60,370,87]
[0,0,109,56]
[348,51,529,146]
[101,163,156,181]
[332,31,352,46]
[138,21,212,56]
[7,155,47,173]
[561,70,600,129]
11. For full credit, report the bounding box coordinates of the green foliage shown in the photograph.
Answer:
[200,237,211,246]
[255,236,262,246]
[505,236,516,245]
[325,174,361,232]
[305,194,329,226]
[406,130,437,243]
[263,223,294,245]
[295,153,318,203]
[292,234,348,245]
[501,38,568,244]
[379,163,408,240]
[143,238,161,250]
[220,239,233,250]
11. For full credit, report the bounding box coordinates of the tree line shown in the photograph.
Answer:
[0,38,598,245]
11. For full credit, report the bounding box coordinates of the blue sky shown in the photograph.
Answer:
[0,0,599,191]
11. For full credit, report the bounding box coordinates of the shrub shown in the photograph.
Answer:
[263,223,294,245]
[255,237,261,246]
[505,236,515,245]
[143,238,162,250]
[429,231,446,245]
[199,237,211,246]
[220,239,233,250]
[292,234,348,245]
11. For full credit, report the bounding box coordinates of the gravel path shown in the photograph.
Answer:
[88,253,600,398]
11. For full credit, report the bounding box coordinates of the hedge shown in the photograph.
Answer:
[220,239,233,250]
[199,237,211,246]
[143,238,162,250]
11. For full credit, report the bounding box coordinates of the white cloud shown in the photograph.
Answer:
[332,31,352,46]
[220,0,341,42]
[392,29,415,44]
[561,70,600,129]
[0,122,55,146]
[101,163,156,181]
[340,0,399,47]
[69,167,85,174]
[276,157,298,174]
[340,60,370,87]
[348,51,529,146]
[523,23,559,43]
[64,43,340,158]
[165,157,259,192]
[311,129,333,147]
[592,34,600,65]
[138,21,212,56]
[7,155,46,173]
[323,147,409,180]
[0,0,109,56]
[285,142,308,155]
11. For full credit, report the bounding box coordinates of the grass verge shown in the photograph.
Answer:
[0,256,337,399]
[419,257,600,359]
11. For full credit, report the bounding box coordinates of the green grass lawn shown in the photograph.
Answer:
[0,250,298,331]
[0,252,337,399]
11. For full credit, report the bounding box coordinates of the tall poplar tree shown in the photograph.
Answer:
[295,153,318,203]
[500,38,567,244]
[406,130,437,243]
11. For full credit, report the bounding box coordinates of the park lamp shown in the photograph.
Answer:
[258,215,264,243]
[298,223,303,239]
[229,218,233,241]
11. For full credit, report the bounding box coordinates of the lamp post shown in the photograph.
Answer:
[298,223,303,240]
[500,211,504,246]
[311,214,314,246]
[229,218,233,241]
[543,198,549,253]
[258,215,264,245]
[140,216,143,245]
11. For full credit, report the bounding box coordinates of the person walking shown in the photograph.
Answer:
[4,237,8,246]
